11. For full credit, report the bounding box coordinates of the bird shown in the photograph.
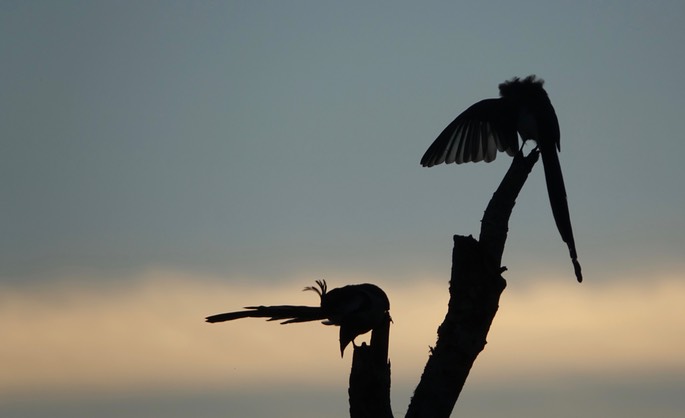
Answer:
[206,280,391,356]
[420,75,582,282]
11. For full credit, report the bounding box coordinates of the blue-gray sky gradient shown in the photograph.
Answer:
[2,1,685,417]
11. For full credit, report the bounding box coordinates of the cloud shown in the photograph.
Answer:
[2,269,684,400]
[472,277,685,381]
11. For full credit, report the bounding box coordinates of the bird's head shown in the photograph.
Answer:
[339,326,357,357]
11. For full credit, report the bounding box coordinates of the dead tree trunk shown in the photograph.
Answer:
[404,150,539,417]
[348,312,394,418]
[348,150,539,417]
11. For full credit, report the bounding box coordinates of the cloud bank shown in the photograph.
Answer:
[2,269,683,400]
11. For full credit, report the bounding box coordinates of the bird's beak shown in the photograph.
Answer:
[339,330,354,357]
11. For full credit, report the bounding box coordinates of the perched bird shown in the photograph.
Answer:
[206,280,390,356]
[421,75,582,282]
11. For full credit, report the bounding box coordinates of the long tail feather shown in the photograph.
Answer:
[540,146,583,282]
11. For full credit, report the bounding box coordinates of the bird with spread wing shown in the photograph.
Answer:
[421,75,582,282]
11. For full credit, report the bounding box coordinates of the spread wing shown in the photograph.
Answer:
[421,98,519,167]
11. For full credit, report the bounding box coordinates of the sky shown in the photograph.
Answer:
[2,1,684,417]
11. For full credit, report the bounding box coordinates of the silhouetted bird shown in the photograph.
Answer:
[421,75,582,282]
[206,280,390,356]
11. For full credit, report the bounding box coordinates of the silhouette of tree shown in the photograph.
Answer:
[403,149,539,417]
[344,150,539,417]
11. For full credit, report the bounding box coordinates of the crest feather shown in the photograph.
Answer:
[498,75,547,98]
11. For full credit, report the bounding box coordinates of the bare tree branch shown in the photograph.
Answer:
[405,150,539,418]
[349,312,393,418]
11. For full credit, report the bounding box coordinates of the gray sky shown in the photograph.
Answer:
[2,1,685,417]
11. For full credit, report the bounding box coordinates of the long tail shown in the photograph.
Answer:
[540,146,583,282]
[205,305,325,324]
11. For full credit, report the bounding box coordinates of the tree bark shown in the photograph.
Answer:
[405,150,539,418]
[349,312,394,418]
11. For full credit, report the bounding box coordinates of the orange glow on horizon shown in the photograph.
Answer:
[1,269,684,399]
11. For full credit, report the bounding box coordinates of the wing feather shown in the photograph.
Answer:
[421,98,518,166]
